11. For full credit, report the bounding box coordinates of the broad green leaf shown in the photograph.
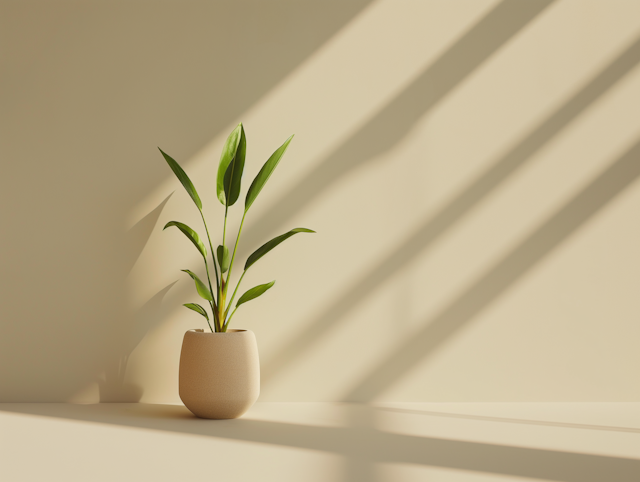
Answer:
[183,303,209,321]
[245,134,294,212]
[216,124,243,205]
[236,281,275,308]
[164,221,207,258]
[181,269,213,301]
[245,228,315,270]
[217,245,230,273]
[158,148,202,211]
[222,124,246,206]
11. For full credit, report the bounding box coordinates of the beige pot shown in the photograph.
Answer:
[179,329,260,419]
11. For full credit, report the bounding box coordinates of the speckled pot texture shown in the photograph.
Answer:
[179,329,260,419]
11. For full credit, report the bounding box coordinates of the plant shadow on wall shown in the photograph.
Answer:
[2,403,639,482]
[97,282,177,402]
[0,0,372,402]
[99,192,175,402]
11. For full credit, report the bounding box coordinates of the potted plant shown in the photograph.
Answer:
[159,123,314,419]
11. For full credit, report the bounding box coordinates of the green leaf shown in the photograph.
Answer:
[181,269,213,301]
[158,148,202,211]
[183,303,209,321]
[245,228,315,270]
[164,221,207,258]
[245,134,294,212]
[237,281,275,308]
[216,124,243,206]
[223,124,246,206]
[217,245,230,273]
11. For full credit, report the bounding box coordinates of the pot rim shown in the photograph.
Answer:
[187,328,251,335]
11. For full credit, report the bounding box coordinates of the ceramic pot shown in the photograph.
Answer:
[179,329,260,419]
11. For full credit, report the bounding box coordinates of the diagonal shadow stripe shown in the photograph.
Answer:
[261,33,640,383]
[2,403,639,482]
[377,407,640,434]
[138,0,556,369]
[343,137,640,401]
[239,0,556,250]
[124,192,173,275]
[187,420,640,482]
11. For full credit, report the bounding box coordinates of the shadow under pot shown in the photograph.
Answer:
[179,329,260,419]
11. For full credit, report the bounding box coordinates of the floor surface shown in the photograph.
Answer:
[1,403,639,481]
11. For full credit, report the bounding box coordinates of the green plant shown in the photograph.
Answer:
[159,123,315,332]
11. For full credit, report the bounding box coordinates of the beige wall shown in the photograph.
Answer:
[1,0,640,403]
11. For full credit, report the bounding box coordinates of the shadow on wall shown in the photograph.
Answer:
[2,403,639,482]
[99,193,176,402]
[0,0,372,401]
[98,280,178,402]
[1,0,638,405]
[123,193,173,276]
[343,136,640,401]
[149,0,560,380]
[237,0,557,250]
[260,31,640,388]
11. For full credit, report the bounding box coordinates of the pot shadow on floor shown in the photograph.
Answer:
[1,402,638,482]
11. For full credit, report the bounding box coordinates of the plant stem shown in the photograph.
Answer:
[224,270,247,320]
[201,215,222,331]
[215,205,230,325]
[224,211,247,299]
[222,205,228,250]
[223,306,238,332]
[203,311,214,333]
[202,257,219,332]
[200,212,221,332]
[200,212,220,298]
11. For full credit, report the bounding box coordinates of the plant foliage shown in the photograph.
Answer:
[159,124,314,331]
